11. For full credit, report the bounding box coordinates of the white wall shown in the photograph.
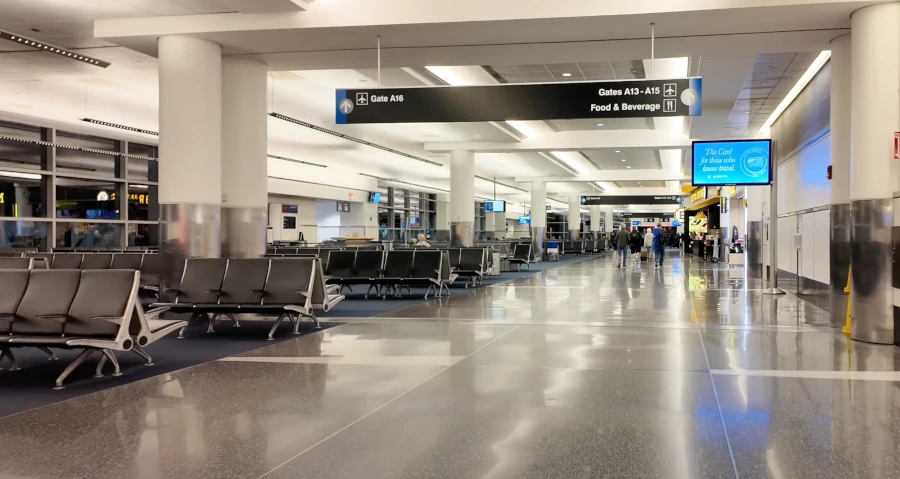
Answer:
[268,196,317,243]
[777,134,831,214]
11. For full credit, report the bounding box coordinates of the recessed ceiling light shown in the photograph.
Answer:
[561,72,572,77]
[621,159,626,162]
[597,123,604,127]
[626,166,632,169]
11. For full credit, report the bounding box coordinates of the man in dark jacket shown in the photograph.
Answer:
[615,225,629,268]
[628,227,642,264]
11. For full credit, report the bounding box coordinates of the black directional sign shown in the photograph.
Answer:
[336,78,702,124]
[581,195,682,206]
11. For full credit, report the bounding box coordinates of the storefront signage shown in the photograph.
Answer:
[690,188,707,203]
[109,192,152,205]
[692,139,772,186]
[336,78,702,124]
[0,192,4,203]
[96,190,110,201]
[580,195,681,206]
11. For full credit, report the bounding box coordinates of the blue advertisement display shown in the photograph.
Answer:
[692,139,772,186]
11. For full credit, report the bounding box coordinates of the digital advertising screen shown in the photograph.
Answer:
[484,200,506,213]
[692,139,772,186]
[368,192,382,203]
[517,216,531,225]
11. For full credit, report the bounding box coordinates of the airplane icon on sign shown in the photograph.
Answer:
[663,83,677,97]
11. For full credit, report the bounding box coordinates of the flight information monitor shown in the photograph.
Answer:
[484,200,506,213]
[692,139,772,186]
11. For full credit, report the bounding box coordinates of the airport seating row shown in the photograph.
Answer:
[0,252,163,294]
[324,249,459,298]
[150,257,342,340]
[0,269,186,389]
[52,246,157,253]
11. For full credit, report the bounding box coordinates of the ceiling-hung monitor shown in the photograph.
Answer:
[692,139,772,186]
[517,216,531,225]
[369,192,382,203]
[484,200,506,213]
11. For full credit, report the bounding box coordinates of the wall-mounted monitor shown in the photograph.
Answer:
[282,204,298,214]
[368,192,382,203]
[484,199,506,213]
[517,216,531,225]
[692,139,772,186]
[283,216,296,229]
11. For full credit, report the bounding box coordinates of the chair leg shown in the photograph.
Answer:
[424,284,432,299]
[38,346,58,360]
[268,313,287,340]
[206,313,217,334]
[225,313,240,328]
[101,349,122,377]
[0,345,19,371]
[365,284,375,299]
[178,313,201,339]
[305,311,321,329]
[132,344,154,366]
[54,348,95,389]
[94,354,108,377]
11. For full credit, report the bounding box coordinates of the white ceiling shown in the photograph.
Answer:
[0,0,847,207]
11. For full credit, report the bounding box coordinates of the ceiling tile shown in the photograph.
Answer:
[513,64,549,73]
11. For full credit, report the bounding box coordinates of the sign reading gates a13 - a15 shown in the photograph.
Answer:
[336,78,702,124]
[692,139,772,186]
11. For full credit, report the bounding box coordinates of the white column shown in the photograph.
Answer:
[158,35,222,264]
[435,193,450,233]
[449,150,475,246]
[848,3,899,344]
[221,57,268,257]
[568,196,581,240]
[530,181,547,259]
[590,206,601,233]
[829,33,852,327]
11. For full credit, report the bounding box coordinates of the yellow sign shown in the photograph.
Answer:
[0,192,4,203]
[728,185,736,196]
[110,192,151,205]
[690,188,707,203]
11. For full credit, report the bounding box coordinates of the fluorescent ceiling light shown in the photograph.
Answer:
[562,72,572,77]
[597,123,604,127]
[506,120,537,138]
[0,30,109,67]
[0,170,41,180]
[761,50,831,130]
[550,151,589,174]
[267,153,328,168]
[425,66,465,86]
[129,184,149,189]
[82,118,158,136]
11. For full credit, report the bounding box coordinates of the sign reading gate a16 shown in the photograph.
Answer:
[336,77,703,124]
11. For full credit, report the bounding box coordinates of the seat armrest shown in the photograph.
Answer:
[205,288,223,294]
[145,306,171,316]
[292,291,309,298]
[35,314,67,320]
[161,287,182,294]
[90,315,124,323]
[142,285,160,292]
[250,289,268,297]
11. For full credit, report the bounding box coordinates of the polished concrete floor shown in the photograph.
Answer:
[1,252,899,478]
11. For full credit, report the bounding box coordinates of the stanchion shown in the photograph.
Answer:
[842,266,852,334]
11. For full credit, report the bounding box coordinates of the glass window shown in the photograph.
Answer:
[127,223,158,247]
[126,184,157,221]
[127,143,159,182]
[56,222,122,248]
[56,131,121,178]
[0,220,50,251]
[56,177,121,220]
[0,173,47,218]
[0,121,45,172]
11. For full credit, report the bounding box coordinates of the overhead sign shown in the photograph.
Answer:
[580,195,681,206]
[692,139,772,186]
[690,188,707,203]
[336,78,702,124]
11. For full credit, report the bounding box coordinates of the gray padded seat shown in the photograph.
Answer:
[402,250,443,298]
[80,253,114,270]
[25,253,52,269]
[139,253,161,290]
[65,270,136,339]
[51,253,84,269]
[0,270,31,336]
[259,259,314,309]
[0,257,33,270]
[213,258,270,307]
[111,253,143,270]
[11,270,81,338]
[155,258,227,308]
[311,259,345,312]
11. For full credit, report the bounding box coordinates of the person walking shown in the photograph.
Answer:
[643,227,654,263]
[615,225,629,268]
[652,222,665,268]
[628,226,642,264]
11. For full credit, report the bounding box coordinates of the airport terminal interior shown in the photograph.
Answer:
[1,0,900,477]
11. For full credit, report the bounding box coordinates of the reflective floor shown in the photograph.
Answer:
[1,252,899,478]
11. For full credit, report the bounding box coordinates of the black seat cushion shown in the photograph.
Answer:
[80,253,114,270]
[173,258,228,304]
[325,251,356,279]
[0,257,32,270]
[0,270,30,334]
[218,259,269,305]
[12,270,81,336]
[262,258,314,306]
[139,254,162,287]
[66,270,136,338]
[111,253,143,270]
[51,253,84,269]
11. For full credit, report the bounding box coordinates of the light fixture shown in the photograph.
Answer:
[0,135,157,161]
[269,113,441,166]
[550,151,590,174]
[615,150,621,153]
[81,118,158,136]
[626,166,632,169]
[597,123,604,127]
[128,184,149,189]
[561,72,572,77]
[267,154,327,168]
[0,30,110,68]
[0,170,41,180]
[621,159,626,162]
[761,50,831,131]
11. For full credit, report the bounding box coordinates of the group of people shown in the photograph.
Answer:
[612,224,666,269]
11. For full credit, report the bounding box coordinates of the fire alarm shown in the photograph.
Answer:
[827,165,832,180]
